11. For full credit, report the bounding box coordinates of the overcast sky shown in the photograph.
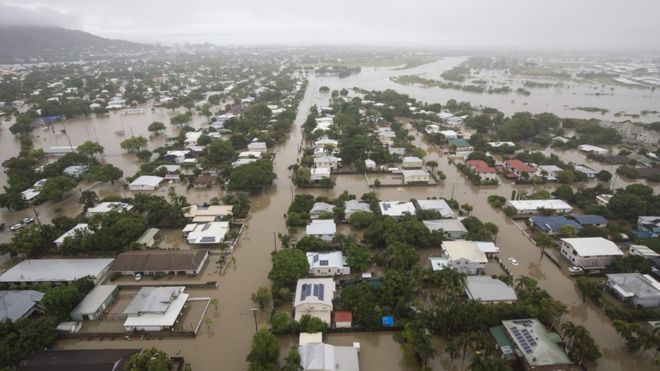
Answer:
[1,0,659,51]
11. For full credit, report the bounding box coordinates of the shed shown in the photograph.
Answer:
[70,285,118,321]
[136,228,159,247]
[334,311,353,329]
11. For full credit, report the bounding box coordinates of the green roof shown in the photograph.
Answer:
[501,319,571,367]
[136,228,159,245]
[448,138,470,148]
[489,326,515,360]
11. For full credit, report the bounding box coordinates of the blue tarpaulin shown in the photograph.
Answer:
[382,316,394,327]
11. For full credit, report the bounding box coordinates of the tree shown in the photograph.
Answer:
[77,141,104,158]
[229,161,276,192]
[608,193,646,221]
[87,164,123,184]
[3,224,58,258]
[148,121,166,135]
[42,285,81,320]
[251,287,272,310]
[269,249,309,291]
[207,140,235,167]
[596,170,612,182]
[561,321,601,364]
[298,315,328,333]
[39,176,77,200]
[557,169,575,184]
[170,112,192,127]
[125,347,173,371]
[344,242,371,273]
[348,211,376,228]
[120,136,148,153]
[576,277,603,302]
[426,160,438,173]
[201,103,212,122]
[79,190,99,210]
[269,311,296,334]
[247,329,279,371]
[282,347,302,371]
[395,320,436,368]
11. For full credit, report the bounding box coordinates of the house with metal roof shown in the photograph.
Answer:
[379,201,416,218]
[344,200,372,219]
[183,205,233,223]
[559,237,624,269]
[294,278,336,324]
[135,228,159,248]
[401,169,430,184]
[54,223,91,247]
[185,222,230,245]
[129,176,164,191]
[402,156,423,169]
[529,216,583,235]
[442,240,488,275]
[464,276,517,303]
[70,285,117,321]
[573,214,608,228]
[416,199,455,218]
[448,138,473,158]
[305,219,337,242]
[423,219,468,240]
[306,251,349,277]
[298,341,360,371]
[112,250,209,277]
[606,273,660,308]
[638,216,660,238]
[505,199,573,216]
[501,319,571,370]
[0,259,113,285]
[309,202,335,219]
[86,202,133,217]
[0,290,44,323]
[123,286,189,331]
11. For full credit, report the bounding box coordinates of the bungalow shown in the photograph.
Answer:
[86,202,133,217]
[0,290,44,323]
[129,176,164,191]
[309,202,335,219]
[193,174,220,189]
[578,144,608,156]
[573,214,609,228]
[54,223,91,247]
[136,228,159,248]
[505,199,573,216]
[160,165,181,181]
[402,156,423,169]
[247,141,268,153]
[364,159,377,170]
[529,216,582,235]
[70,285,118,321]
[306,251,350,276]
[344,200,372,219]
[439,130,459,140]
[123,286,189,332]
[442,240,488,275]
[314,138,339,149]
[294,278,336,324]
[379,201,416,218]
[163,150,191,164]
[500,319,572,371]
[445,116,464,127]
[314,156,341,170]
[425,124,441,134]
[186,222,230,244]
[401,169,430,184]
[387,147,406,157]
[488,141,515,148]
[238,151,262,159]
[310,167,331,181]
[559,237,624,269]
[448,138,473,158]
[232,158,257,167]
[0,259,113,285]
[63,165,88,178]
[596,194,613,206]
[21,188,40,201]
[638,216,660,238]
[465,160,497,182]
[606,273,660,308]
[305,219,336,242]
[112,250,209,277]
[424,219,468,239]
[298,341,360,371]
[184,205,234,222]
[503,159,536,178]
[536,165,563,181]
[464,276,517,303]
[574,165,598,180]
[184,131,202,145]
[416,199,455,218]
[44,146,77,156]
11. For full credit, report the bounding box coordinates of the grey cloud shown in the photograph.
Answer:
[0,2,81,28]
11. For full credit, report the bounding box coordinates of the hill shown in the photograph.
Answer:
[0,26,155,63]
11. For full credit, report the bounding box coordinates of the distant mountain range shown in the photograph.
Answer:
[0,26,155,63]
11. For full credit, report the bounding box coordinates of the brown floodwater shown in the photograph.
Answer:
[3,72,657,370]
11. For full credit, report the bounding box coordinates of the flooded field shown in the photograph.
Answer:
[2,70,656,370]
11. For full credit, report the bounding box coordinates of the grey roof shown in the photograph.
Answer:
[310,202,335,215]
[306,219,337,236]
[423,219,467,233]
[344,200,372,214]
[416,199,455,218]
[465,276,517,302]
[0,259,114,283]
[0,290,43,322]
[123,287,184,315]
[299,343,359,371]
[71,285,117,316]
[502,319,571,367]
[607,273,660,300]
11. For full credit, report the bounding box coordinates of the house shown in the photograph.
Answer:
[536,165,563,181]
[446,116,464,127]
[629,244,660,260]
[232,158,257,167]
[306,251,350,276]
[21,188,40,201]
[112,250,209,277]
[184,131,202,145]
[503,159,536,178]
[488,141,515,148]
[123,286,189,331]
[193,174,220,188]
[334,311,353,329]
[20,349,140,371]
[86,202,133,217]
[606,273,660,308]
[423,219,468,239]
[439,130,459,139]
[294,278,336,323]
[501,319,572,371]
[0,290,44,323]
[529,216,583,235]
[247,141,267,153]
[429,257,450,271]
[160,165,181,181]
[425,124,441,134]
[442,240,488,274]
[309,202,335,219]
[401,169,430,184]
[638,216,660,238]
[402,156,423,169]
[298,341,360,371]
[596,194,613,206]
[505,199,573,215]
[54,223,91,247]
[464,276,517,303]
[574,165,598,179]
[238,151,262,159]
[0,259,113,285]
[578,144,608,155]
[573,214,609,228]
[311,167,331,181]
[135,228,159,248]
[388,147,406,157]
[70,285,118,321]
[344,200,372,219]
[163,150,191,164]
[559,237,624,269]
[63,165,88,178]
[465,160,497,182]
[129,176,164,191]
[379,201,416,218]
[314,138,339,149]
[314,156,341,170]
[44,146,77,155]
[186,222,230,244]
[475,241,500,256]
[448,138,473,158]
[184,205,234,223]
[306,220,336,242]
[416,199,455,218]
[364,159,376,170]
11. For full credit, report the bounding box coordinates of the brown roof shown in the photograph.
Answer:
[112,250,208,273]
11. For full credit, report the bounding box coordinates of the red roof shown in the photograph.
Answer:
[503,159,535,173]
[334,311,353,323]
[466,160,496,173]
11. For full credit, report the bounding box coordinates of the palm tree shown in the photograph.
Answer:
[515,276,537,292]
[79,190,99,210]
[468,355,488,371]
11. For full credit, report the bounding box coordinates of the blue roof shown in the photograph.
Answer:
[530,216,582,232]
[382,316,395,327]
[573,215,608,225]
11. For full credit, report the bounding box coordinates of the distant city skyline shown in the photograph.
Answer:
[1,0,660,51]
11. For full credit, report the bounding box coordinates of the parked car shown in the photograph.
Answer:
[568,266,584,274]
[508,257,519,266]
[134,273,143,281]
[22,217,35,224]
[10,223,23,231]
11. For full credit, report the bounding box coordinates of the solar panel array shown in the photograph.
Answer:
[200,236,216,243]
[300,283,325,301]
[382,203,391,211]
[313,283,325,300]
[319,260,328,266]
[313,254,319,263]
[510,324,538,354]
[300,283,312,301]
[201,223,211,231]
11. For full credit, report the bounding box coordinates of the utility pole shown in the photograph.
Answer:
[32,206,41,225]
[450,182,456,200]
[249,308,258,333]
[273,232,278,252]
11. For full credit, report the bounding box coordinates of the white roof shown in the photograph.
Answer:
[184,205,233,218]
[314,138,338,147]
[574,165,598,175]
[311,167,331,176]
[184,132,202,143]
[130,175,164,187]
[21,188,40,201]
[294,278,336,307]
[465,276,517,302]
[429,257,450,271]
[247,141,267,149]
[475,241,500,254]
[306,219,337,236]
[86,202,133,215]
[187,222,230,244]
[488,141,515,147]
[416,199,454,218]
[314,156,341,163]
[299,332,323,346]
[238,151,262,159]
[124,288,188,329]
[630,244,660,258]
[379,201,416,217]
[402,156,422,163]
[344,200,371,214]
[578,144,607,153]
[507,199,573,212]
[607,273,660,300]
[0,259,114,283]
[537,165,563,173]
[165,150,190,157]
[299,343,360,371]
[307,251,344,269]
[71,285,117,316]
[561,237,624,257]
[54,223,90,245]
[443,240,488,263]
[232,158,257,167]
[310,202,335,214]
[440,130,458,137]
[401,169,429,177]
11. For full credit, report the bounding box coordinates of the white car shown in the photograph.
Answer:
[134,273,143,281]
[568,266,584,274]
[22,217,35,224]
[10,223,23,231]
[508,257,519,266]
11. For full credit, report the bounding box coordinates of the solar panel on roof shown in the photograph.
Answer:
[318,283,324,300]
[319,260,328,266]
[201,223,211,231]
[200,236,216,242]
[313,255,319,262]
